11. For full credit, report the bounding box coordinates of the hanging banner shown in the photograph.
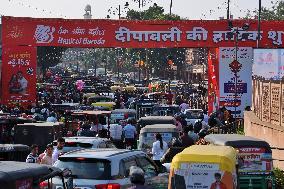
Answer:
[219,47,253,117]
[1,46,37,107]
[208,48,220,115]
[238,147,272,174]
[2,16,284,48]
[253,49,284,80]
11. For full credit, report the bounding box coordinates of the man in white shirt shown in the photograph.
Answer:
[52,137,65,165]
[109,124,123,148]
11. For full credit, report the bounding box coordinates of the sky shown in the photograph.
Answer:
[0,0,275,22]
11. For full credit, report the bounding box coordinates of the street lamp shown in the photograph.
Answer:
[227,21,250,128]
[107,2,129,19]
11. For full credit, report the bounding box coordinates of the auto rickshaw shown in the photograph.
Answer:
[14,122,64,151]
[138,124,179,154]
[0,144,30,161]
[135,99,158,118]
[0,161,65,189]
[137,116,176,132]
[204,134,275,189]
[110,109,137,123]
[169,145,237,189]
[71,110,111,137]
[88,95,113,104]
[91,102,116,110]
[152,104,180,116]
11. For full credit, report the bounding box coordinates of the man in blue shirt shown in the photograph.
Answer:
[123,119,137,149]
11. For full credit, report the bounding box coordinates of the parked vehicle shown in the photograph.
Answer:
[0,144,30,162]
[152,104,180,116]
[169,145,237,189]
[14,122,64,151]
[183,109,204,125]
[53,137,116,153]
[0,161,64,189]
[137,116,176,132]
[204,134,275,189]
[138,124,179,155]
[111,109,137,123]
[52,148,168,189]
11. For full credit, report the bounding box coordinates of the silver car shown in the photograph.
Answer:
[51,148,168,189]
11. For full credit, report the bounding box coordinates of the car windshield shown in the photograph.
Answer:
[185,110,203,119]
[54,158,111,180]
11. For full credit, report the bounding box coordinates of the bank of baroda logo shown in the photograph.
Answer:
[34,25,55,43]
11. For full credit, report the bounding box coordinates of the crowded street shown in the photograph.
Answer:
[0,0,284,189]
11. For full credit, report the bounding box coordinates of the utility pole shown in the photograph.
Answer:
[227,0,230,19]
[257,0,262,48]
[118,5,121,19]
[170,0,173,15]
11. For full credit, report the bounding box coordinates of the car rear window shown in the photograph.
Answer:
[53,142,93,148]
[54,157,111,180]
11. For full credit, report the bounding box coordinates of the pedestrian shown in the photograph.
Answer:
[127,166,153,189]
[46,112,57,122]
[52,137,65,164]
[180,127,194,147]
[152,133,168,168]
[41,144,53,165]
[26,144,39,163]
[188,125,199,143]
[123,119,137,149]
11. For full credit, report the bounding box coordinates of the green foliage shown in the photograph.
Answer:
[37,46,66,72]
[122,4,184,77]
[126,4,181,20]
[273,168,284,189]
[246,1,284,20]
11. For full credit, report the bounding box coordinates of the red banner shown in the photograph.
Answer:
[207,48,219,115]
[2,16,284,48]
[1,46,37,107]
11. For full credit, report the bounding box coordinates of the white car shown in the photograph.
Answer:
[51,149,168,189]
[183,109,204,126]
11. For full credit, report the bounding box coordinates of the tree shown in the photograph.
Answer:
[124,4,185,79]
[37,46,66,73]
[246,1,284,20]
[126,4,181,20]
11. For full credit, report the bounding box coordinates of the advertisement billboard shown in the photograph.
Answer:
[253,49,284,80]
[219,47,253,117]
[1,46,37,107]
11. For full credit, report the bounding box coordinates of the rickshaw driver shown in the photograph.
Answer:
[123,119,137,149]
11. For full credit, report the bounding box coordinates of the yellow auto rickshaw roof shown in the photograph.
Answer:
[171,145,237,172]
